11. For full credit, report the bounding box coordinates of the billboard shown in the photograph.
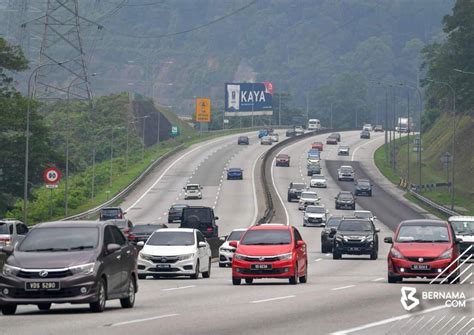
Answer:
[225,82,273,116]
[195,97,211,122]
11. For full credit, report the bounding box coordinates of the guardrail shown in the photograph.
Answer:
[408,189,460,217]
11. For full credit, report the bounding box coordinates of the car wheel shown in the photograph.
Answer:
[232,277,241,285]
[333,251,341,260]
[37,303,51,311]
[138,274,146,280]
[1,305,17,315]
[245,278,253,284]
[335,204,339,210]
[289,263,299,285]
[90,279,107,313]
[190,260,200,279]
[120,276,136,308]
[202,258,211,278]
[299,263,308,283]
[388,274,401,283]
[370,250,378,260]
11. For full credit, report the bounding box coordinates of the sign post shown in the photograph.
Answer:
[195,97,211,136]
[43,167,61,218]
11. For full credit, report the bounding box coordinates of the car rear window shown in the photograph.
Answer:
[187,185,200,190]
[397,225,450,242]
[100,209,121,219]
[0,222,13,234]
[450,221,474,234]
[148,231,195,246]
[241,229,291,245]
[182,208,212,222]
[292,183,306,190]
[338,220,372,232]
[110,220,128,228]
[18,227,99,251]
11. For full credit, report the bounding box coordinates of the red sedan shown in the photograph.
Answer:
[231,224,308,285]
[311,142,324,151]
[385,219,461,283]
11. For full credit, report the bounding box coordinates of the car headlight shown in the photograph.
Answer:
[390,248,404,259]
[437,248,453,260]
[2,264,20,277]
[177,253,194,261]
[139,252,151,260]
[220,248,235,253]
[365,235,373,242]
[277,253,292,261]
[234,253,246,260]
[335,234,343,241]
[69,262,96,275]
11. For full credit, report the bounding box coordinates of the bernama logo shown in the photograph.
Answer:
[400,286,467,311]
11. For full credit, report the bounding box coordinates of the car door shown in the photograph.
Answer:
[293,228,307,274]
[15,223,28,246]
[196,231,207,271]
[102,226,123,297]
[110,226,132,292]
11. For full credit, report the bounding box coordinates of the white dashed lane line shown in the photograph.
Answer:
[371,277,384,282]
[105,314,179,327]
[251,295,296,304]
[331,285,356,291]
[162,285,196,292]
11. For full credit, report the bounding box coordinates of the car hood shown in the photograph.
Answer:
[339,231,371,237]
[394,243,451,258]
[7,250,96,269]
[236,244,292,256]
[141,244,197,256]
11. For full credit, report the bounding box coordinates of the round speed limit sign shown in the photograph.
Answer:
[43,167,61,185]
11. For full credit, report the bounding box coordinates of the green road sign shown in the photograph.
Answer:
[171,125,179,136]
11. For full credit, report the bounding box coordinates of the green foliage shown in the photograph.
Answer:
[0,37,28,96]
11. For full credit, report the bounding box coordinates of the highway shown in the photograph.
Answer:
[2,130,472,335]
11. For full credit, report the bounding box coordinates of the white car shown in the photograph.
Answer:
[310,175,327,188]
[353,210,376,223]
[137,228,211,279]
[184,183,203,199]
[363,124,373,132]
[270,133,279,142]
[448,216,474,259]
[337,146,350,156]
[303,205,329,227]
[260,136,272,145]
[307,156,320,165]
[218,228,247,267]
[298,191,320,210]
[337,165,355,181]
[295,126,305,135]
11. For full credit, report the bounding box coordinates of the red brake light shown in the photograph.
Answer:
[207,228,213,231]
[128,234,135,240]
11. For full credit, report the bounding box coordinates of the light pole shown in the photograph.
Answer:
[109,126,125,188]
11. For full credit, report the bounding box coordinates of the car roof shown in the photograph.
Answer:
[448,216,474,221]
[250,224,289,231]
[354,210,372,214]
[357,179,370,182]
[231,228,248,232]
[306,205,325,209]
[172,204,189,207]
[186,183,201,186]
[277,153,289,157]
[155,228,195,233]
[400,219,447,226]
[301,190,317,194]
[228,167,242,170]
[33,220,106,228]
[339,191,353,195]
[311,175,325,178]
[339,146,349,149]
[340,165,353,169]
[101,207,122,210]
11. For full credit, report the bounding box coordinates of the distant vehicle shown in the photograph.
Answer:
[260,136,272,145]
[180,206,219,238]
[287,182,307,202]
[129,223,168,245]
[276,154,290,167]
[308,148,320,157]
[0,219,28,247]
[307,163,322,176]
[363,124,373,131]
[332,219,379,260]
[231,224,308,285]
[286,129,296,137]
[335,191,356,210]
[270,133,279,142]
[108,219,134,239]
[353,210,376,223]
[219,228,247,267]
[184,183,203,199]
[337,146,350,156]
[237,136,249,145]
[294,126,305,135]
[227,167,243,180]
[360,130,371,139]
[385,219,460,283]
[137,228,211,280]
[374,125,384,132]
[331,133,341,142]
[298,191,320,210]
[310,175,327,188]
[303,205,329,227]
[321,216,349,253]
[337,165,355,181]
[448,216,474,259]
[0,221,138,314]
[308,119,321,130]
[395,117,414,133]
[326,135,338,145]
[265,127,274,134]
[99,207,125,221]
[168,204,189,223]
[354,179,372,196]
[311,142,324,151]
[307,155,320,165]
[258,129,268,138]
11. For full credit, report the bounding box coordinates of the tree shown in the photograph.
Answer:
[0,37,28,97]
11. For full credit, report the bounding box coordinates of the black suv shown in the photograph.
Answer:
[335,191,356,210]
[180,206,219,238]
[286,129,296,137]
[237,136,249,145]
[0,221,138,315]
[360,130,370,139]
[99,207,125,221]
[287,182,306,202]
[332,219,379,260]
[354,179,372,196]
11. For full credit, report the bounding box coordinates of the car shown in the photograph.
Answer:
[137,228,211,280]
[270,133,279,142]
[337,165,355,181]
[360,130,371,139]
[276,154,290,167]
[303,205,329,227]
[332,218,379,260]
[258,129,268,138]
[287,182,306,202]
[0,221,138,314]
[298,191,320,210]
[326,135,338,145]
[337,146,350,156]
[307,155,320,165]
[448,216,474,259]
[184,183,203,199]
[260,136,272,145]
[286,129,296,137]
[108,219,134,239]
[294,126,305,135]
[363,124,372,132]
[237,136,249,145]
[353,210,376,223]
[180,206,219,238]
[227,167,243,180]
[128,223,168,245]
[308,148,320,157]
[310,175,327,188]
[374,125,384,132]
[219,228,247,267]
[168,204,189,223]
[307,163,322,176]
[99,207,125,221]
[311,142,324,151]
[231,224,308,285]
[354,179,372,196]
[335,191,356,210]
[321,216,349,253]
[384,219,461,283]
[331,133,341,142]
[0,219,28,247]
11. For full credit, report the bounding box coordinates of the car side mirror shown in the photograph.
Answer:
[0,246,13,255]
[200,186,204,189]
[123,211,127,215]
[384,237,393,244]
[219,236,227,241]
[297,240,305,247]
[137,241,145,247]
[214,216,219,220]
[334,197,337,199]
[198,241,207,248]
[229,241,238,248]
[183,187,186,190]
[375,228,380,233]
[107,243,121,254]
[373,216,377,220]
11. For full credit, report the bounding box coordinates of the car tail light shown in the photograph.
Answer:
[118,213,123,219]
[207,228,213,232]
[128,234,136,241]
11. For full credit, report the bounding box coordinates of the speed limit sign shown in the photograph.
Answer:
[43,167,61,185]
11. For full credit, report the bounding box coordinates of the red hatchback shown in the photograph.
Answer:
[385,219,461,283]
[311,142,324,151]
[230,224,308,285]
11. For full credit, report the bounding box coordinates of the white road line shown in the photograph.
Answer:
[251,295,295,304]
[107,313,179,327]
[331,285,355,291]
[162,285,195,292]
[461,272,473,284]
[371,277,384,282]
[351,136,383,161]
[315,258,322,262]
[270,157,290,225]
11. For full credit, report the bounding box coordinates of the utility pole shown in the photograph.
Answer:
[306,92,309,126]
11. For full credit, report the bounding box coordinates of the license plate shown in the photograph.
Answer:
[25,282,60,291]
[412,264,431,270]
[348,247,360,251]
[251,264,272,270]
[156,264,170,268]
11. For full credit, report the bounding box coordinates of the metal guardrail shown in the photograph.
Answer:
[408,189,460,217]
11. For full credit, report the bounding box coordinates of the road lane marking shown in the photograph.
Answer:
[162,285,195,292]
[331,285,355,291]
[271,157,289,225]
[351,136,383,161]
[251,295,295,304]
[315,258,322,262]
[106,313,179,327]
[251,150,267,226]
[371,277,384,282]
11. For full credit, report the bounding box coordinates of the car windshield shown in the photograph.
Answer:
[147,231,195,246]
[171,205,187,211]
[100,209,121,219]
[132,225,163,234]
[186,185,200,190]
[313,176,325,180]
[339,193,353,199]
[228,230,245,241]
[357,181,370,187]
[292,184,305,190]
[327,217,343,228]
[241,229,291,245]
[338,220,372,232]
[18,227,99,252]
[0,222,12,234]
[301,192,317,199]
[182,208,212,222]
[450,221,474,234]
[306,206,325,213]
[354,212,372,219]
[397,225,450,242]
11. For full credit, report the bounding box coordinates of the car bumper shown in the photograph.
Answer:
[304,218,325,226]
[338,176,354,180]
[310,183,327,188]
[355,190,371,196]
[276,162,289,166]
[227,175,243,179]
[232,259,295,279]
[336,202,355,209]
[184,193,201,199]
[138,258,197,276]
[334,241,374,254]
[388,257,457,278]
